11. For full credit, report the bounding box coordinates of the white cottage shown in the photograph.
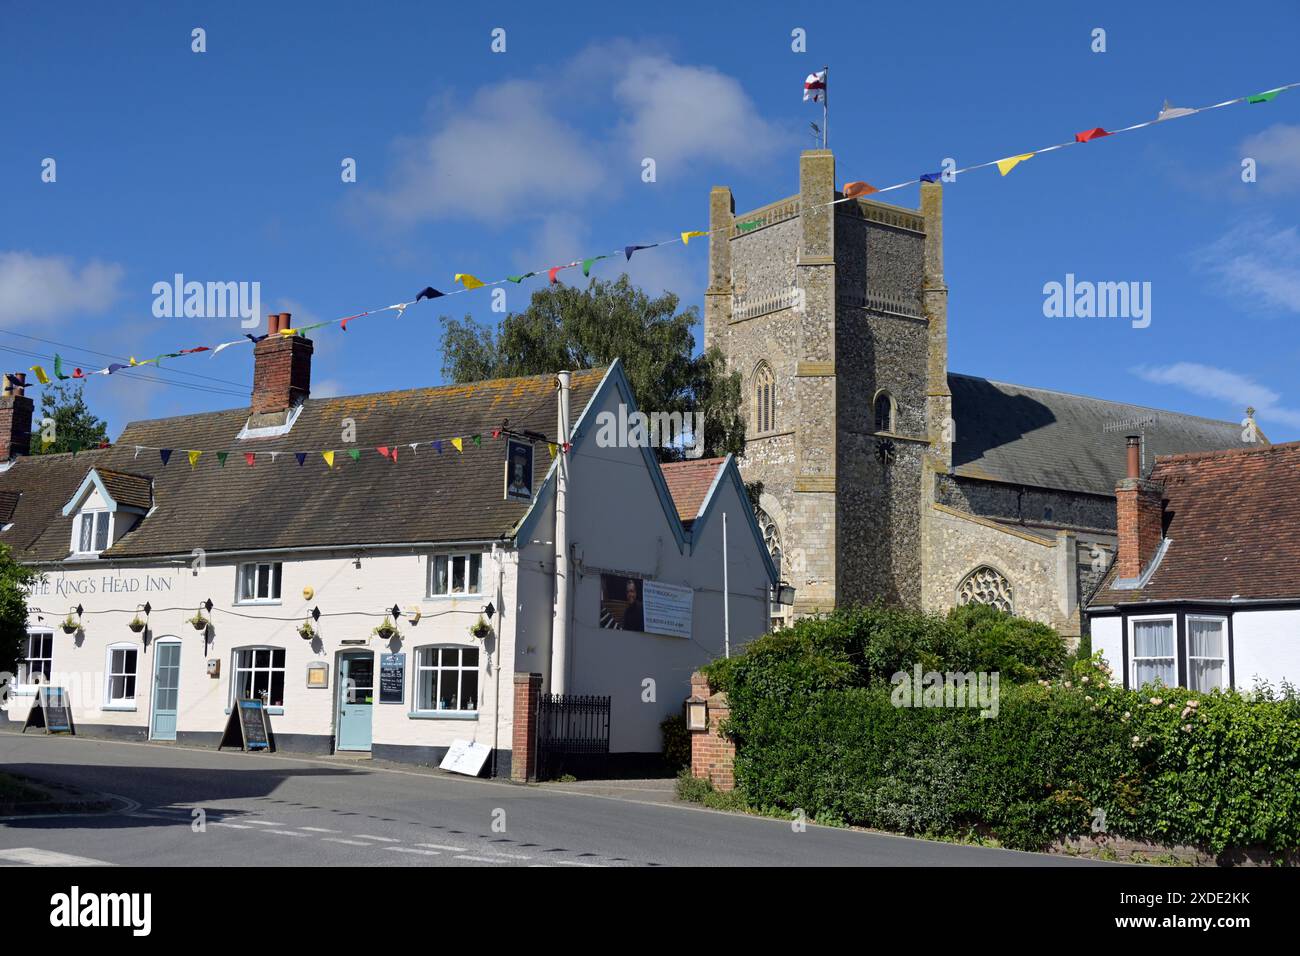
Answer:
[0,321,778,778]
[1087,437,1300,693]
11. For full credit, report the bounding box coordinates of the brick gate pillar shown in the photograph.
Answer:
[687,671,735,792]
[511,672,542,782]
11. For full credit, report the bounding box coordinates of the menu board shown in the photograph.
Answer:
[439,739,491,777]
[379,653,405,705]
[218,698,274,752]
[21,686,74,735]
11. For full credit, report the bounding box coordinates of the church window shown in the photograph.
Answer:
[873,391,894,433]
[753,362,776,434]
[957,565,1014,614]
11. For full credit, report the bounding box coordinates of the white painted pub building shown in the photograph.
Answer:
[0,322,778,778]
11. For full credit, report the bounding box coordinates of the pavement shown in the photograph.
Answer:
[0,730,1103,867]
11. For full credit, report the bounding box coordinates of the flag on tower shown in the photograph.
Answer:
[803,69,827,102]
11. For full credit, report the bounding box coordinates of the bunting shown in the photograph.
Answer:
[454,274,484,290]
[322,450,335,468]
[187,450,201,469]
[996,153,1035,176]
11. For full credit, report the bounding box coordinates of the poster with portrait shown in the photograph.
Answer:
[504,437,534,502]
[599,574,692,639]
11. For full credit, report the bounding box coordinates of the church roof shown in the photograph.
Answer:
[949,373,1251,498]
[660,457,727,528]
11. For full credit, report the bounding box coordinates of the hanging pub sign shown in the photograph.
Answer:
[598,574,693,639]
[21,685,75,735]
[217,698,274,752]
[504,437,534,502]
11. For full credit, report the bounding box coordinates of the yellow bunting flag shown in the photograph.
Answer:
[996,153,1035,177]
[323,450,335,468]
[548,442,557,459]
[188,450,202,469]
[451,437,463,453]
[29,365,50,385]
[279,327,299,336]
[454,274,484,290]
[680,231,707,245]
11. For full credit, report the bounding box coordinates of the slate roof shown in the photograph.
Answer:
[660,457,726,528]
[0,370,604,563]
[949,373,1252,497]
[95,469,153,511]
[1091,441,1300,605]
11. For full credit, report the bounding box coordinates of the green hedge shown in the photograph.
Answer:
[705,609,1300,855]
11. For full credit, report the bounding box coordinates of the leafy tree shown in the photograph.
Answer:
[440,275,744,459]
[30,381,109,455]
[0,544,38,683]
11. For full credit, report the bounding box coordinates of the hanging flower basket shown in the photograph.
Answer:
[60,615,79,635]
[187,612,210,632]
[372,616,396,641]
[127,616,147,633]
[298,621,317,641]
[469,615,492,641]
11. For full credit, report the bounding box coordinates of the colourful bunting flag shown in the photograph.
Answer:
[29,365,50,385]
[323,451,335,468]
[212,340,241,355]
[548,266,561,284]
[624,244,655,261]
[454,274,484,290]
[416,287,444,301]
[69,440,80,456]
[451,437,463,453]
[340,314,359,332]
[1075,127,1110,143]
[295,452,307,466]
[1247,88,1284,104]
[245,333,267,344]
[244,453,256,467]
[491,429,501,439]
[53,354,70,381]
[1156,100,1196,121]
[843,181,878,199]
[348,449,361,462]
[919,172,942,183]
[432,440,443,454]
[996,153,1035,176]
[583,257,608,277]
[377,446,390,459]
[107,363,127,374]
[681,231,707,245]
[472,434,482,446]
[216,452,228,467]
[188,450,202,469]
[735,220,762,232]
[548,442,557,459]
[159,449,173,466]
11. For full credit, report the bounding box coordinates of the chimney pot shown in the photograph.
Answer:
[1125,435,1141,479]
[1115,437,1163,580]
[251,312,312,415]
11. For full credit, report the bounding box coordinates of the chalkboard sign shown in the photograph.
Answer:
[21,686,75,735]
[217,698,274,752]
[379,653,405,705]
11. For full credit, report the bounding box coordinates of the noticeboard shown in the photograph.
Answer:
[217,698,274,752]
[21,686,75,735]
[379,653,405,705]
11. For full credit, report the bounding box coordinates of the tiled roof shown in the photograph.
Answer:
[0,370,605,563]
[660,457,726,527]
[95,469,153,511]
[950,373,1252,497]
[1091,441,1300,605]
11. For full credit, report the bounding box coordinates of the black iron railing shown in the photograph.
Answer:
[535,693,610,781]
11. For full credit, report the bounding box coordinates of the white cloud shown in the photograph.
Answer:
[1194,218,1300,314]
[1132,362,1300,429]
[0,251,124,324]
[1239,123,1300,194]
[312,378,344,399]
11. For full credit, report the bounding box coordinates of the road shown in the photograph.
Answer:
[0,731,1099,867]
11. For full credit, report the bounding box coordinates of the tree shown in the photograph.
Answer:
[440,275,745,459]
[0,543,38,685]
[30,381,109,455]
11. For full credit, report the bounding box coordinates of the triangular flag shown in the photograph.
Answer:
[454,274,484,290]
[548,266,561,284]
[278,327,299,337]
[1247,88,1284,104]
[179,346,210,355]
[377,446,390,460]
[432,440,443,454]
[29,365,50,385]
[491,429,501,439]
[996,153,1035,176]
[322,451,335,468]
[133,446,142,459]
[390,447,398,462]
[53,354,70,380]
[348,449,361,462]
[212,340,241,355]
[294,452,306,466]
[107,363,127,374]
[681,231,707,245]
[216,452,228,467]
[624,244,655,261]
[416,287,444,301]
[188,450,202,469]
[1075,127,1110,143]
[69,440,80,457]
[244,452,256,467]
[583,257,607,277]
[159,449,173,466]
[472,434,482,446]
[1156,100,1196,121]
[451,437,463,453]
[244,333,267,344]
[548,442,557,459]
[268,452,280,463]
[843,181,877,199]
[919,171,942,183]
[735,220,761,232]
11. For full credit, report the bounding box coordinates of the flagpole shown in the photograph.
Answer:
[823,65,828,148]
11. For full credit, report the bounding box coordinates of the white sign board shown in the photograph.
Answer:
[642,580,694,639]
[440,738,492,777]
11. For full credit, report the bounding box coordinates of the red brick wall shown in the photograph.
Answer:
[511,672,542,782]
[0,394,34,460]
[688,671,735,792]
[251,335,313,415]
[1116,477,1164,578]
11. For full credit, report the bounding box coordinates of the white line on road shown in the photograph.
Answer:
[454,854,511,863]
[299,827,339,833]
[242,820,286,827]
[321,837,373,846]
[353,834,400,842]
[385,847,441,856]
[267,830,311,837]
[0,847,115,867]
[417,843,470,852]
[554,860,604,867]
[210,822,254,830]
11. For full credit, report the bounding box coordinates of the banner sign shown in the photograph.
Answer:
[598,574,692,639]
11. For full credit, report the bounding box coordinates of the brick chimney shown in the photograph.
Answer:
[250,313,313,416]
[0,372,34,460]
[1115,435,1164,579]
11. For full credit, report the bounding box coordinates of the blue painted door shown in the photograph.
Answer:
[151,642,181,741]
[337,654,374,751]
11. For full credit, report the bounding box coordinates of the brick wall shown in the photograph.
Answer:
[511,672,541,782]
[251,330,313,415]
[1115,477,1163,578]
[688,671,735,791]
[0,393,34,460]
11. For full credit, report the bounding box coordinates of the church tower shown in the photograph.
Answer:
[705,150,948,615]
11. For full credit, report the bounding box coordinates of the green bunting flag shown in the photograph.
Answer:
[1248,87,1284,104]
[348,449,361,462]
[472,434,482,446]
[216,452,228,467]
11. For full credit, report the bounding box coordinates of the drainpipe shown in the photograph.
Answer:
[722,512,730,658]
[551,371,572,694]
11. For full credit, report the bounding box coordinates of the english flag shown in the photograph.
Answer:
[803,70,827,102]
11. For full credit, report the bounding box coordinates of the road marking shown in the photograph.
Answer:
[210,822,254,830]
[483,850,532,860]
[417,843,469,852]
[320,837,372,846]
[0,847,114,867]
[353,834,399,843]
[267,830,311,837]
[554,860,604,867]
[299,827,339,833]
[454,854,511,863]
[243,820,285,827]
[385,847,441,856]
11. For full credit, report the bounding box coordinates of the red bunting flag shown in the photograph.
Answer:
[1075,127,1110,143]
[843,181,877,199]
[244,452,255,467]
[548,266,561,284]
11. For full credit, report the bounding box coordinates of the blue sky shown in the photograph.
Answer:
[2,1,1298,440]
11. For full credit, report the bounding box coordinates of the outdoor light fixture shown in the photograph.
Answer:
[686,696,708,731]
[774,583,796,606]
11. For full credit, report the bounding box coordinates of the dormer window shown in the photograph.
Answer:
[76,510,111,555]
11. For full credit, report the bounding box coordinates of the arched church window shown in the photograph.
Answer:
[957,565,1014,614]
[873,391,894,433]
[754,506,783,571]
[753,362,776,434]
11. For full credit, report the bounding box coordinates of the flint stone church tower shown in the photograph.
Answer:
[706,149,1250,637]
